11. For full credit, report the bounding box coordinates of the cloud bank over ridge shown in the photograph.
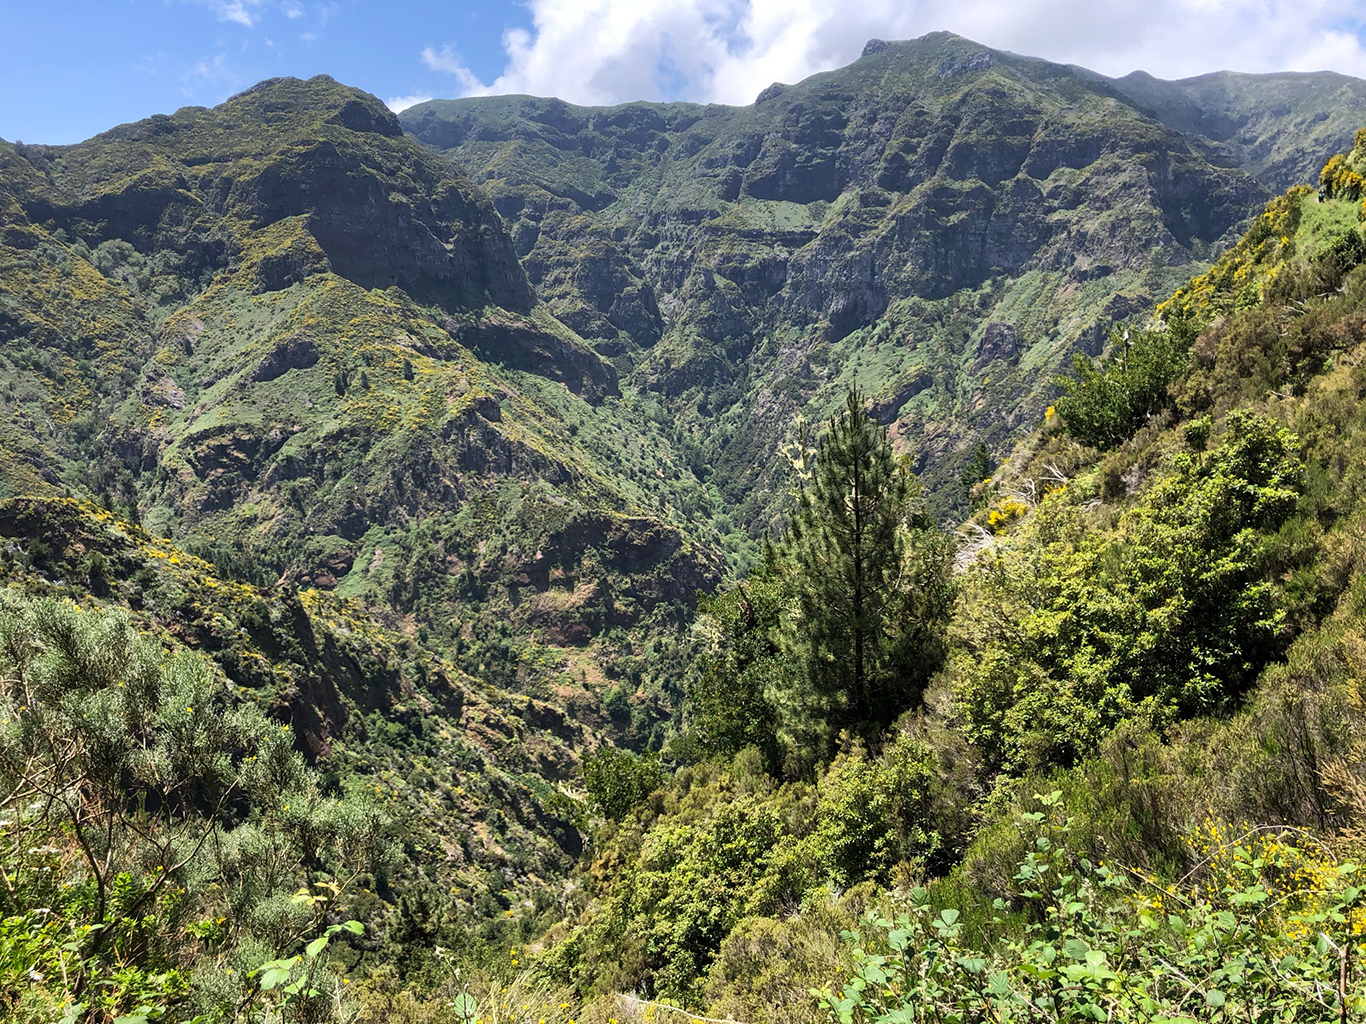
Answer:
[419,0,1366,107]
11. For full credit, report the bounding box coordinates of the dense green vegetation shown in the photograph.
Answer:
[0,74,737,737]
[0,595,383,1022]
[8,38,1366,1024]
[515,139,1366,1023]
[1053,324,1191,449]
[405,32,1287,525]
[0,497,609,1021]
[677,393,954,776]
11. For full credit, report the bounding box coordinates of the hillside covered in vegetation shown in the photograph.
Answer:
[496,128,1366,1023]
[7,34,1366,1024]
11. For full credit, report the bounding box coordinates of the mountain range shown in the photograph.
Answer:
[5,32,1364,688]
[5,32,1366,1020]
[402,32,1366,522]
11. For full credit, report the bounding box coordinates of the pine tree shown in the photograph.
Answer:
[784,389,953,749]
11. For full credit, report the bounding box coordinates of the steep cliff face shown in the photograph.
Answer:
[407,35,1366,524]
[405,33,1303,519]
[1103,69,1366,191]
[0,77,722,693]
[34,77,537,313]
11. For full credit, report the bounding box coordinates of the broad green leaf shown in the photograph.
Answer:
[1064,938,1090,960]
[449,993,477,1020]
[260,967,293,990]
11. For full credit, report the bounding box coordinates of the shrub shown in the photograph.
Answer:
[582,746,662,822]
[814,792,1366,1023]
[0,595,385,1021]
[1055,328,1186,450]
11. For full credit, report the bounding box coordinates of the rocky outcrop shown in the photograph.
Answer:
[406,32,1266,343]
[513,205,663,350]
[973,322,1019,372]
[867,369,935,424]
[451,313,619,401]
[17,76,537,319]
[251,334,320,382]
[233,136,533,311]
[497,511,722,646]
[142,373,185,409]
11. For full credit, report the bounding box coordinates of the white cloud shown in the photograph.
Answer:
[423,0,1366,106]
[422,45,490,94]
[191,0,269,27]
[216,2,259,27]
[179,50,250,102]
[386,93,435,113]
[191,0,306,30]
[190,53,232,80]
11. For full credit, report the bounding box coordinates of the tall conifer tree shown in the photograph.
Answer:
[785,389,952,747]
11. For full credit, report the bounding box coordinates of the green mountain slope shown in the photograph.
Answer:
[0,75,726,700]
[0,496,593,970]
[6,37,1366,1024]
[521,127,1366,1024]
[403,32,1292,522]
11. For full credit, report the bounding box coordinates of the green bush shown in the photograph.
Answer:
[0,595,385,1021]
[1055,328,1187,449]
[582,746,662,822]
[957,412,1304,778]
[815,792,1366,1023]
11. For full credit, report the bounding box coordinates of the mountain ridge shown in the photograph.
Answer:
[403,31,1312,523]
[0,73,726,714]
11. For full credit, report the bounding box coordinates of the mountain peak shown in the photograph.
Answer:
[221,74,404,138]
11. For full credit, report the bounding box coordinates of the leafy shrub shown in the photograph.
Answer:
[550,733,966,1006]
[686,551,789,770]
[957,413,1304,777]
[0,595,385,1022]
[582,746,661,821]
[1055,327,1186,449]
[1321,152,1365,201]
[815,792,1366,1023]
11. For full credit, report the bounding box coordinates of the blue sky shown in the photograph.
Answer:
[5,0,1366,145]
[0,1,528,144]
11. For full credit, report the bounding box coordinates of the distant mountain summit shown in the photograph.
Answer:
[1101,67,1366,189]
